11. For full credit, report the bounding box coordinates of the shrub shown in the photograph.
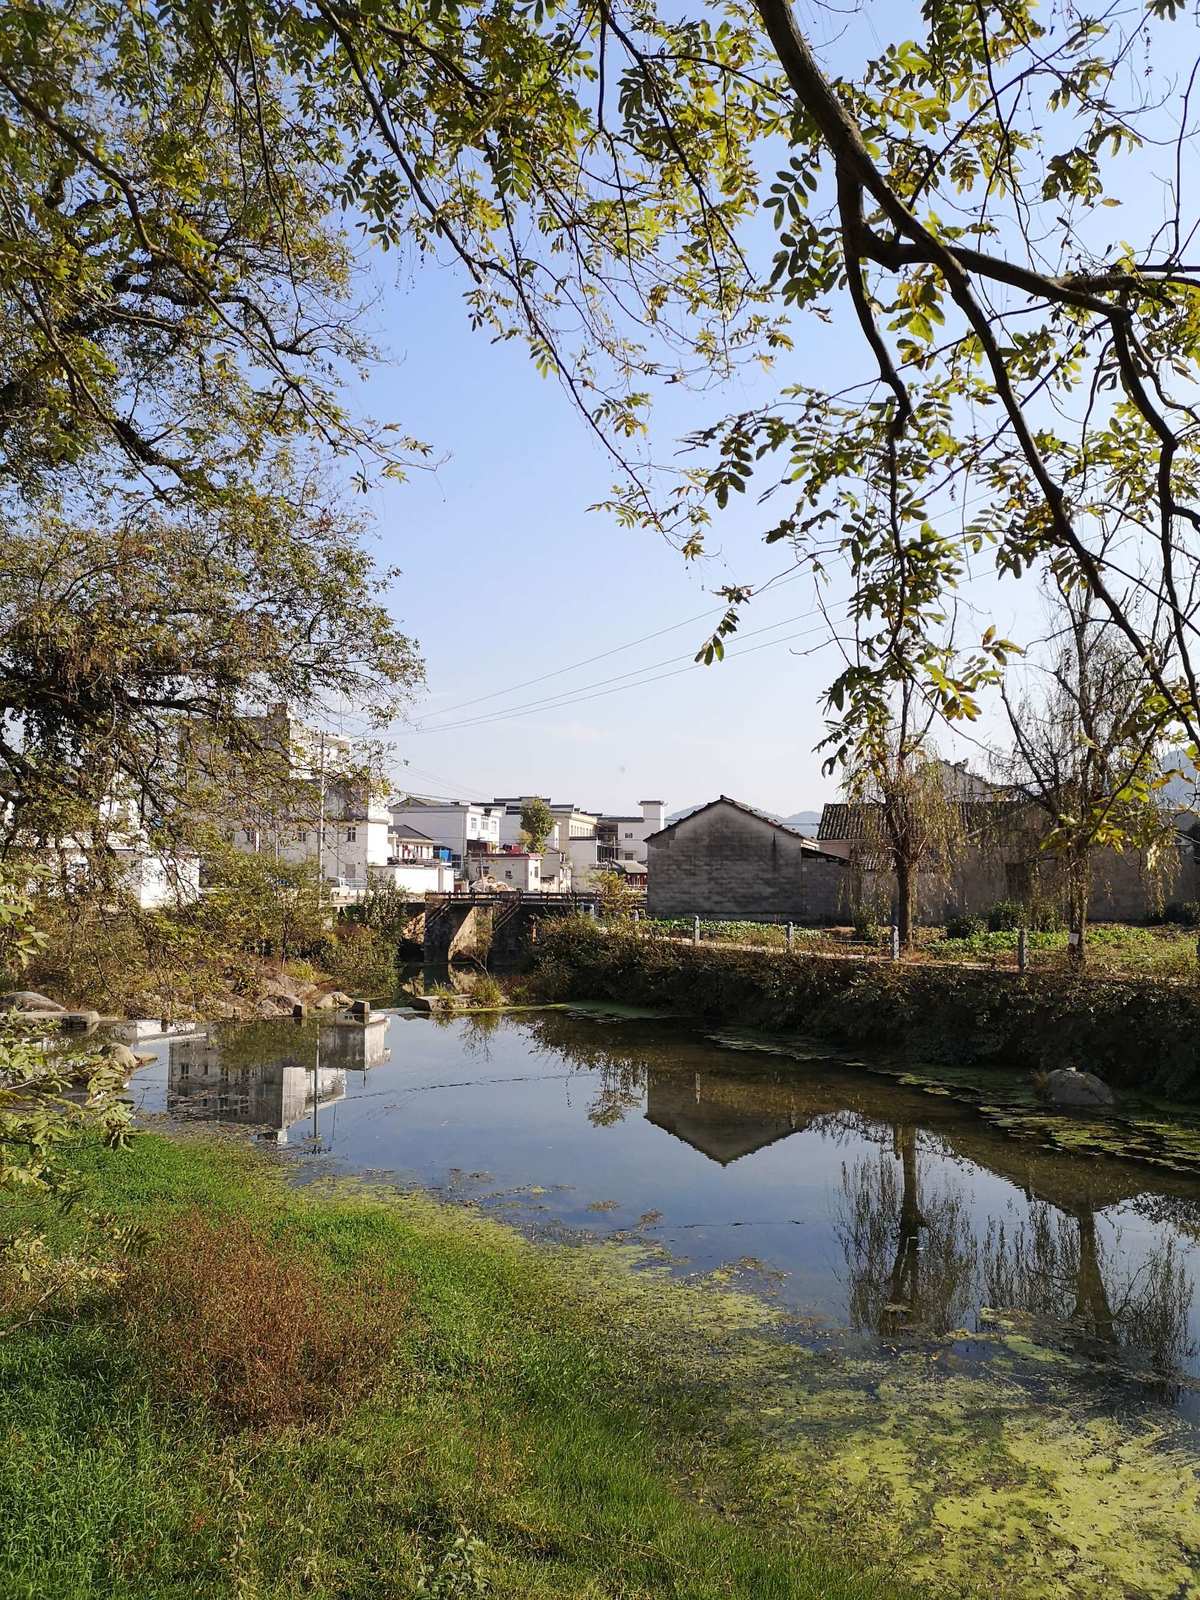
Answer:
[1165,900,1200,928]
[321,924,396,994]
[471,973,505,1008]
[944,911,983,940]
[120,1208,407,1432]
[985,899,1026,932]
[851,913,880,943]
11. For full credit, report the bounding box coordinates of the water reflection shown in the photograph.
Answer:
[132,1007,1200,1398]
[528,1014,1200,1384]
[167,1018,389,1142]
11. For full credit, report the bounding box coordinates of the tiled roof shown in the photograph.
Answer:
[818,796,1022,842]
[648,796,846,859]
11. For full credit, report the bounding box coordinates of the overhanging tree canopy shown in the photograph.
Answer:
[6,0,1200,817]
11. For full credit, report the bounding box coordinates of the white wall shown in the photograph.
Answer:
[370,860,454,894]
[470,854,542,890]
[598,800,666,865]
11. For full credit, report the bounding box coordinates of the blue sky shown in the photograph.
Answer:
[328,1,1190,819]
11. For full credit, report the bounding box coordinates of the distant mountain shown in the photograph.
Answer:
[782,809,823,835]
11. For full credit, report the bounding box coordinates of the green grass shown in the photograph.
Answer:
[643,918,832,950]
[0,1136,918,1600]
[924,921,1200,975]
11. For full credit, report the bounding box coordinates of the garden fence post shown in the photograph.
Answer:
[786,922,794,950]
[692,914,700,946]
[1018,928,1028,973]
[890,925,900,961]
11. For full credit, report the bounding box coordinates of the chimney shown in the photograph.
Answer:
[640,799,666,832]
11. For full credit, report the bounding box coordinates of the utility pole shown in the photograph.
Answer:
[316,732,327,911]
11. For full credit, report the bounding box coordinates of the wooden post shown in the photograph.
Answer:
[786,922,794,950]
[1017,928,1028,973]
[890,925,900,961]
[692,915,700,946]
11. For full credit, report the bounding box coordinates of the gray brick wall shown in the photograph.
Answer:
[647,803,847,922]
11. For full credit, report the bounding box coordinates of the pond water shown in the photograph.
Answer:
[122,998,1200,1423]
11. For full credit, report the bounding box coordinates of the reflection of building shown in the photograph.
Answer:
[166,1023,375,1140]
[644,1070,806,1165]
[317,1016,390,1071]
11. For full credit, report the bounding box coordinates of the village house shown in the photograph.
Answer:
[469,848,543,892]
[816,759,1200,924]
[194,707,459,900]
[596,800,666,866]
[25,794,202,911]
[389,798,503,877]
[646,797,848,923]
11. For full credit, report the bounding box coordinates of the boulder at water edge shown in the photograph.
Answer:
[1042,1067,1116,1109]
[97,1042,140,1073]
[1,990,66,1013]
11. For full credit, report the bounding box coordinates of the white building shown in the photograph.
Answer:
[388,799,503,875]
[597,800,666,866]
[40,797,202,910]
[469,850,542,891]
[491,796,602,888]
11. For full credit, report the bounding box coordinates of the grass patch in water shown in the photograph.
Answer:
[0,1134,918,1600]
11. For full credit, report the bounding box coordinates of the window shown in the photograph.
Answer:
[243,828,256,844]
[623,851,635,860]
[504,869,513,880]
[345,826,357,842]
[625,831,634,839]
[297,829,308,844]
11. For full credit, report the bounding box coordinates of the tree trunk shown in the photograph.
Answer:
[895,856,914,947]
[1067,871,1088,970]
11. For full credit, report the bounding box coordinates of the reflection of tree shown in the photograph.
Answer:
[522,1013,649,1127]
[837,1127,978,1337]
[983,1202,1196,1376]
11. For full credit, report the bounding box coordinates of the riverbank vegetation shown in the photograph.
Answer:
[1,854,398,1020]
[536,920,1200,1091]
[0,1133,917,1600]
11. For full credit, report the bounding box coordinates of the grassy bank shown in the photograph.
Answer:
[642,916,1200,977]
[534,921,1200,1091]
[0,1133,915,1600]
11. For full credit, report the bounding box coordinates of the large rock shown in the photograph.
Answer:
[1041,1067,1115,1109]
[1,990,65,1013]
[97,1041,140,1073]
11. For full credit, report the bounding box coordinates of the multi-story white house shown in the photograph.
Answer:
[388,799,503,876]
[30,795,202,910]
[205,708,458,900]
[597,800,666,866]
[487,796,665,889]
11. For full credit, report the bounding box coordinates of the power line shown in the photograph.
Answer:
[412,603,824,735]
[406,617,835,735]
[415,568,806,722]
